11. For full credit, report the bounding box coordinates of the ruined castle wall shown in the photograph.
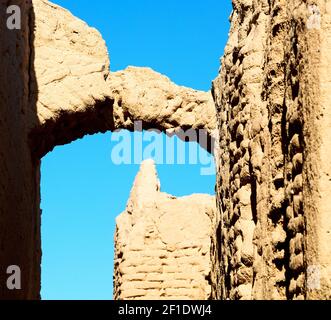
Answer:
[0,0,40,299]
[307,0,331,299]
[212,0,331,300]
[1,0,215,299]
[213,0,273,300]
[113,160,216,300]
[0,0,114,299]
[2,0,331,300]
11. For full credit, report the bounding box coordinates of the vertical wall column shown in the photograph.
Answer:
[0,0,41,299]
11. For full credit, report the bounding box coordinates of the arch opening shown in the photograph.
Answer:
[14,0,231,300]
[40,130,216,299]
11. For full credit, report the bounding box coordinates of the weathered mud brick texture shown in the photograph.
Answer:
[0,0,215,299]
[113,160,217,300]
[1,0,331,300]
[212,0,331,300]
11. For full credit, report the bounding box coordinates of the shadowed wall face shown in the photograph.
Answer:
[0,0,40,299]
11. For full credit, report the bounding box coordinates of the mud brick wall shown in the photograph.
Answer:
[0,0,41,299]
[113,160,216,300]
[212,0,331,300]
[1,0,331,300]
[0,0,215,299]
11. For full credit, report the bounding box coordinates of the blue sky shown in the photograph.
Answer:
[41,0,232,300]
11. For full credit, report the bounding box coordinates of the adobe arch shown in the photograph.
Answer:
[29,2,216,159]
[0,0,217,299]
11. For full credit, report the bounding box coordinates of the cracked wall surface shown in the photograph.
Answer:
[108,67,216,135]
[113,160,216,300]
[212,0,331,300]
[30,1,216,158]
